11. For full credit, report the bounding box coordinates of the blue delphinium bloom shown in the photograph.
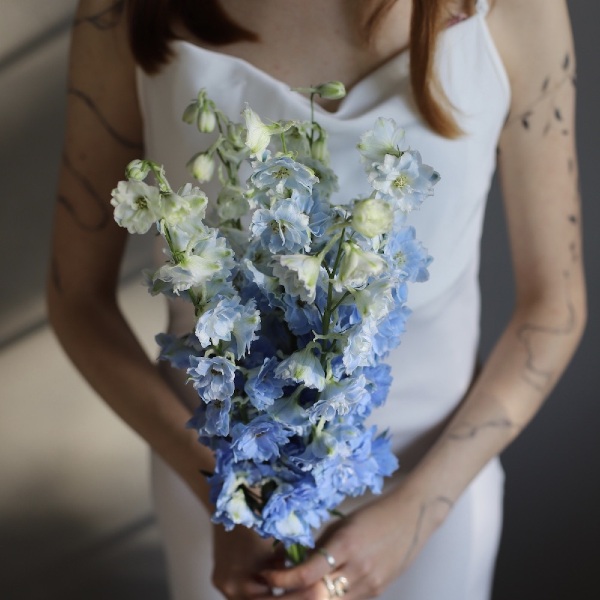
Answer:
[384,226,432,282]
[372,301,412,359]
[281,292,323,336]
[189,395,232,437]
[260,481,326,547]
[156,333,201,369]
[245,357,286,410]
[251,200,311,254]
[188,355,237,402]
[212,467,261,531]
[251,155,318,197]
[354,364,393,418]
[231,415,294,462]
[308,374,370,423]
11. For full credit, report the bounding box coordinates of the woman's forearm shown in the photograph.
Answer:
[47,287,215,510]
[394,290,586,524]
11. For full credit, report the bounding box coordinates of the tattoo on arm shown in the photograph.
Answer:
[517,271,576,392]
[401,496,454,567]
[59,153,110,231]
[68,87,143,151]
[506,52,576,135]
[74,1,125,30]
[447,418,515,441]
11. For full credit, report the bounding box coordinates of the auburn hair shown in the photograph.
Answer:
[126,0,476,138]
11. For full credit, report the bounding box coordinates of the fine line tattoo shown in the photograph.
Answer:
[59,153,110,231]
[447,418,515,441]
[68,88,144,151]
[402,496,454,568]
[506,52,576,134]
[74,1,125,30]
[517,271,576,392]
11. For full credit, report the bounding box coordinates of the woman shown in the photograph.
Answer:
[47,0,586,598]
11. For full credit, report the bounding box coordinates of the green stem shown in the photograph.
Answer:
[286,543,307,565]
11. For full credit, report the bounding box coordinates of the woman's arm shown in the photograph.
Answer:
[261,1,586,597]
[47,0,216,508]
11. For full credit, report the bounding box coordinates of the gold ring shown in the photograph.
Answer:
[317,547,337,569]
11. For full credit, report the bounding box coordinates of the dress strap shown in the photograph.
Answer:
[476,0,490,16]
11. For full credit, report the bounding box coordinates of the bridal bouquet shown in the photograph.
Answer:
[111,83,439,559]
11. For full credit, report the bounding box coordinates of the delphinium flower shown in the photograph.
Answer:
[111,83,440,557]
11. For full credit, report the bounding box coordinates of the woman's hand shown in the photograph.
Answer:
[257,484,451,599]
[212,523,285,599]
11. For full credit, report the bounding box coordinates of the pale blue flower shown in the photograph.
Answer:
[372,300,411,358]
[370,151,440,212]
[231,415,293,462]
[308,374,370,423]
[231,299,261,358]
[251,200,311,253]
[188,355,237,402]
[195,297,241,348]
[251,155,318,197]
[260,482,324,547]
[343,320,378,373]
[384,226,432,282]
[245,357,286,410]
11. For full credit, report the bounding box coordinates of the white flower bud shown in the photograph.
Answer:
[126,159,150,181]
[182,102,199,125]
[198,108,217,133]
[316,81,346,100]
[311,137,329,163]
[189,153,215,182]
[351,198,393,238]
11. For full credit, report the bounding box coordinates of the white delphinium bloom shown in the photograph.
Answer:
[242,106,292,157]
[336,241,388,291]
[271,253,323,303]
[357,117,406,166]
[348,279,395,321]
[275,346,326,391]
[111,180,161,234]
[154,231,235,294]
[351,197,393,238]
[160,183,208,224]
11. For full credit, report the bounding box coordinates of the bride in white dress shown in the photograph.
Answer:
[48,1,585,598]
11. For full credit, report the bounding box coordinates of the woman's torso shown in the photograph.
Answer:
[138,0,510,463]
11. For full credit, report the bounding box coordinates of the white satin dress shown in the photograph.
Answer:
[137,1,509,597]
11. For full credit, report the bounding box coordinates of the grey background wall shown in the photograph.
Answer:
[0,1,597,598]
